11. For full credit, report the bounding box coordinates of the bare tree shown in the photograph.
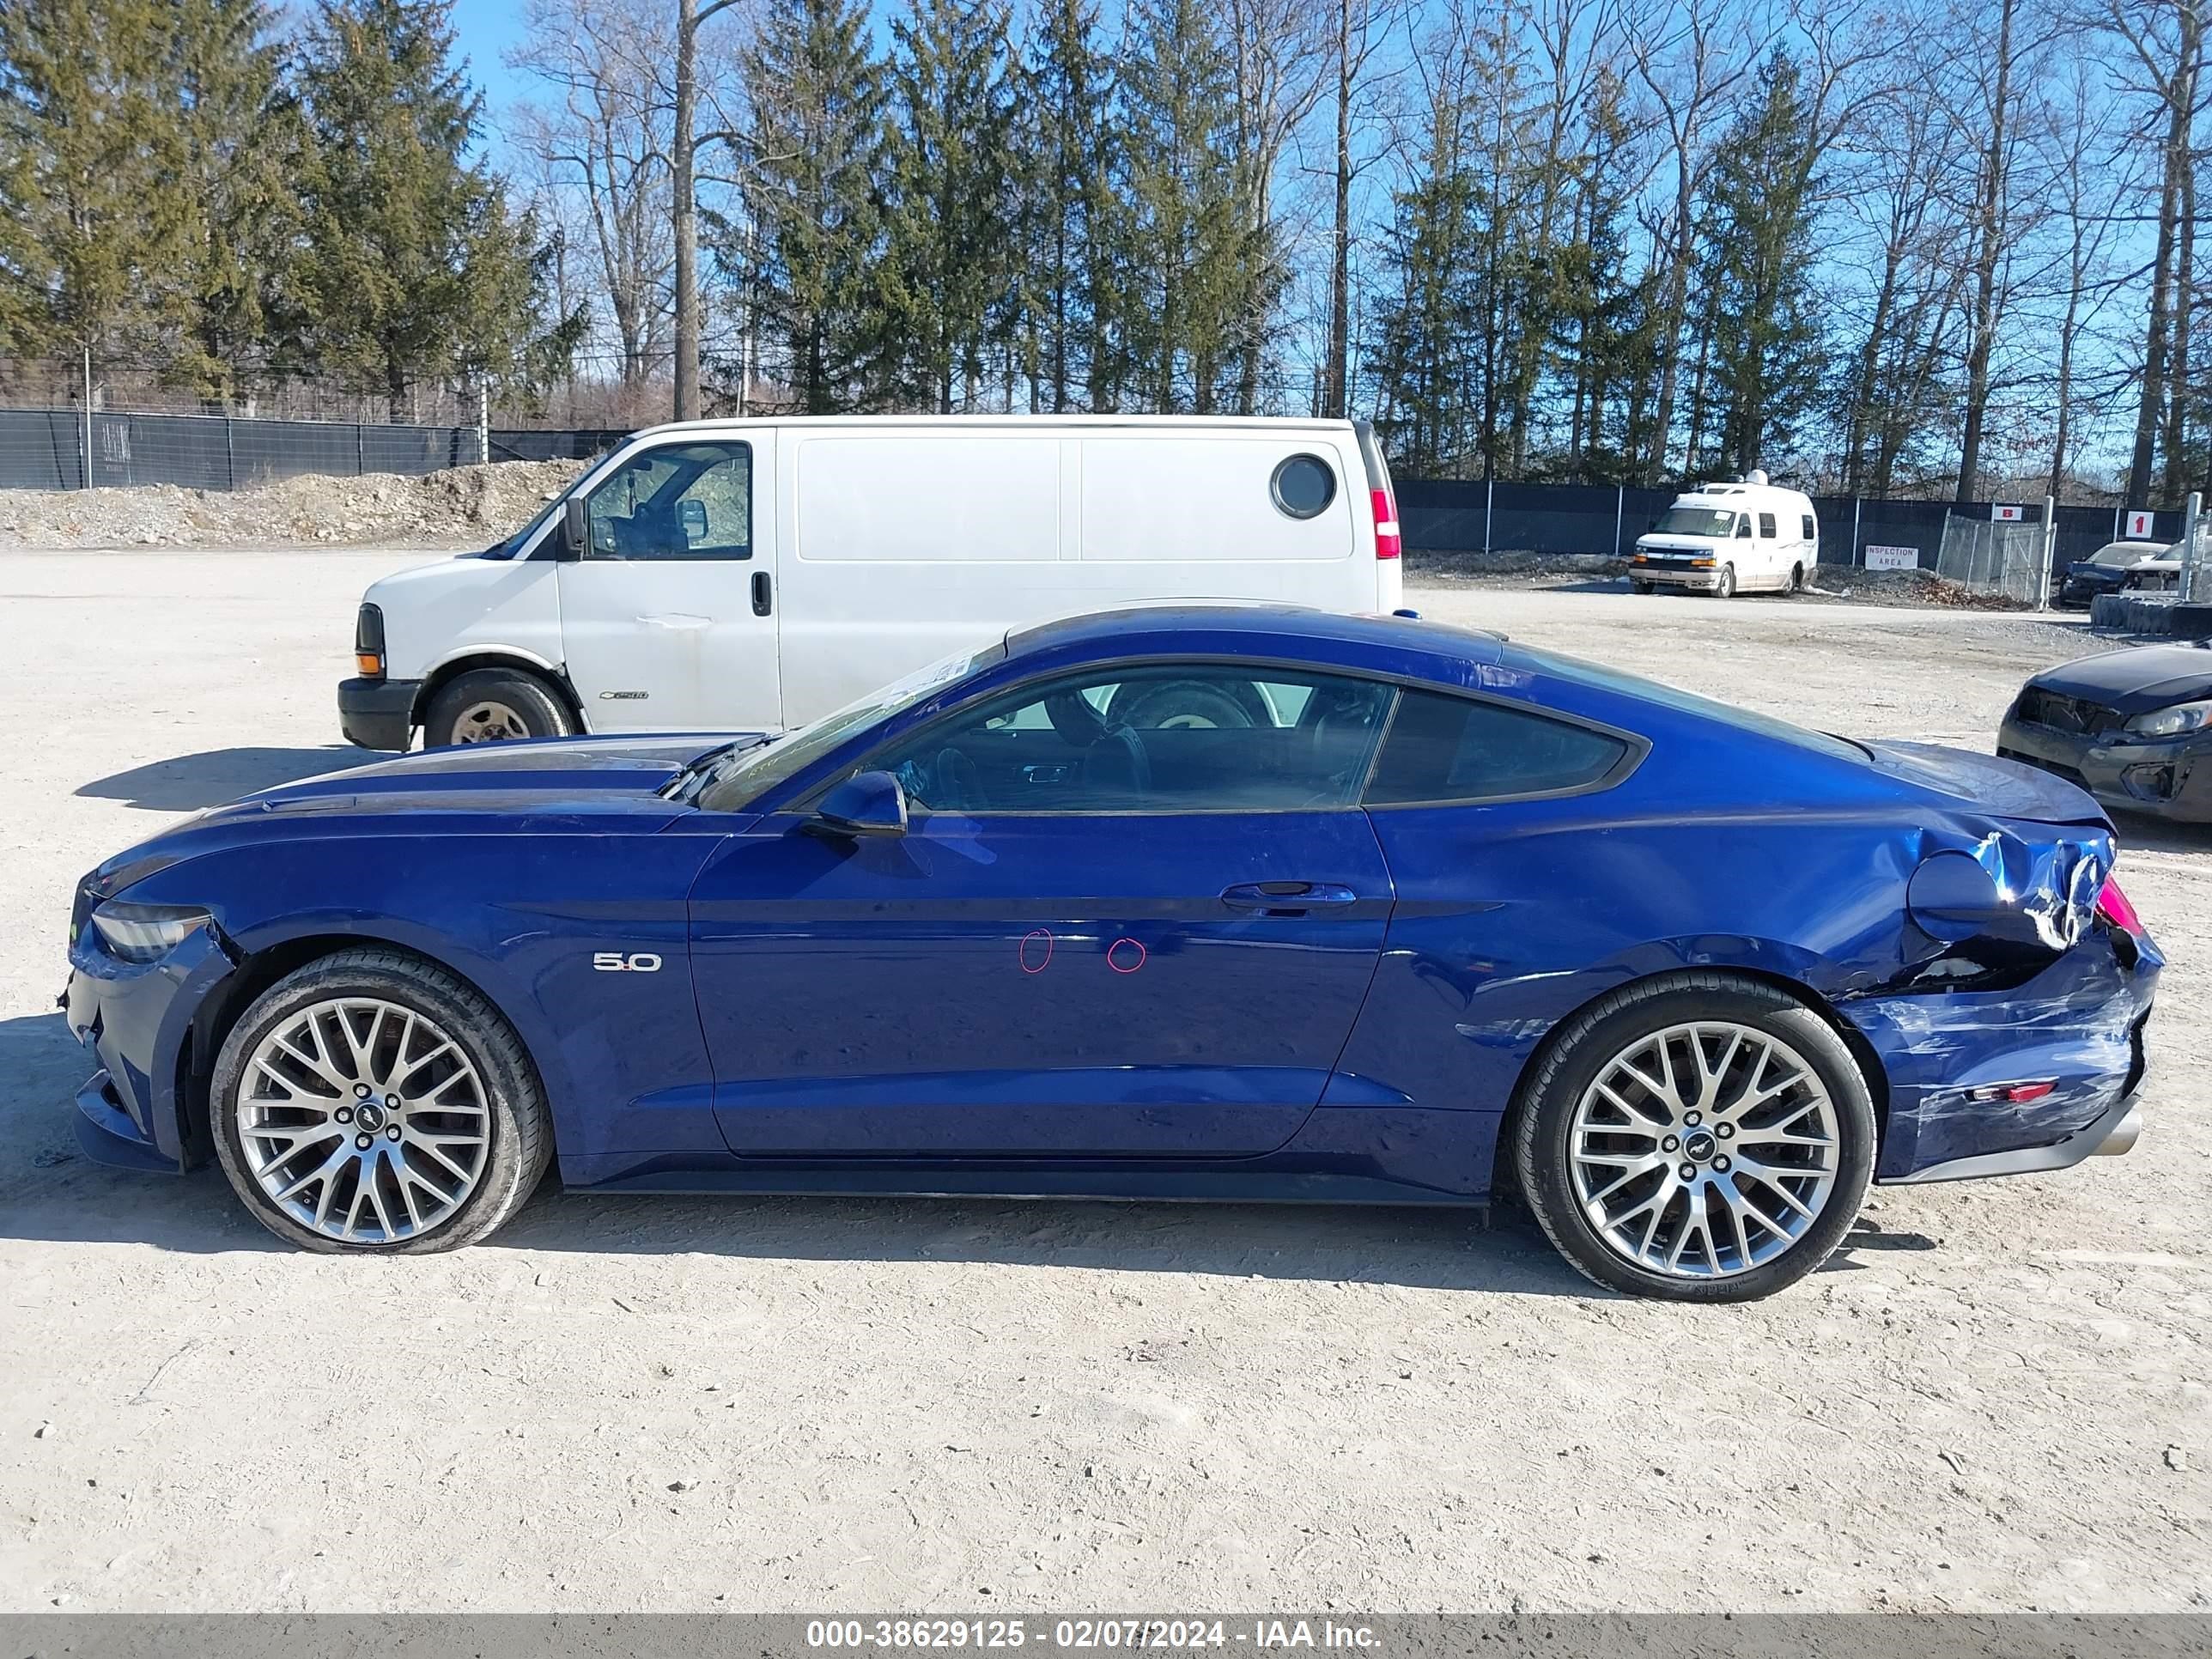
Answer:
[2100,0,2206,507]
[510,0,677,394]
[1317,0,1401,417]
[1221,0,1330,412]
[1625,0,1771,479]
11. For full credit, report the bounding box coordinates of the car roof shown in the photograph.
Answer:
[1005,603,1507,673]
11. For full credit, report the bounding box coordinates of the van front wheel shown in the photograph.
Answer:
[423,668,575,748]
[1716,563,1737,599]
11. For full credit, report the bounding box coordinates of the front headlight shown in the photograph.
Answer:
[2124,699,2212,739]
[89,900,210,963]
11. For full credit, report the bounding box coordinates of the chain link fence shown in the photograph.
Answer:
[1934,513,2049,604]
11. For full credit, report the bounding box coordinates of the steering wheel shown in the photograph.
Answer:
[931,746,982,812]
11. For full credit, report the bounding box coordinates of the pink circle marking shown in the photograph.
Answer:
[1107,937,1147,975]
[1019,929,1054,974]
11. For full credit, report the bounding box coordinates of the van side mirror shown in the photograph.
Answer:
[810,770,908,838]
[559,495,588,561]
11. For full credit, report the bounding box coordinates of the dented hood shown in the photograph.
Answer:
[2027,642,2212,717]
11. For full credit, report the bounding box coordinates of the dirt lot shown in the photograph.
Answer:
[0,548,2206,1614]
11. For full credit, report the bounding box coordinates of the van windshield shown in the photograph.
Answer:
[1653,507,1737,538]
[484,490,570,560]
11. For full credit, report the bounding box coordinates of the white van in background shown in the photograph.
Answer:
[1628,471,1819,598]
[339,416,1406,749]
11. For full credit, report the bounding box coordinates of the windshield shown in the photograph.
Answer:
[2087,542,2168,568]
[1652,507,1736,539]
[695,641,1006,811]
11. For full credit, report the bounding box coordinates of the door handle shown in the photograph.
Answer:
[751,571,773,617]
[1221,881,1360,914]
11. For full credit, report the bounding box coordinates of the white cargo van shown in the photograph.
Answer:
[1628,471,1818,598]
[339,415,1406,749]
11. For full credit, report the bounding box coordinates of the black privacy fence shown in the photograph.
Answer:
[0,408,628,492]
[1395,477,2185,574]
[0,405,2182,578]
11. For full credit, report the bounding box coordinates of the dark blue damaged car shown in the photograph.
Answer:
[62,605,2158,1301]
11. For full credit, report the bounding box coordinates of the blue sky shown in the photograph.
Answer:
[450,0,537,149]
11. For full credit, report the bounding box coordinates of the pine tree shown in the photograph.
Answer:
[1688,50,1826,477]
[741,0,885,413]
[878,0,1017,410]
[1554,65,1651,480]
[1118,0,1243,412]
[0,0,191,373]
[167,0,296,405]
[291,0,571,420]
[1365,52,1480,475]
[1017,0,1118,411]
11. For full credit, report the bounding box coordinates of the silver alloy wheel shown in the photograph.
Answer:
[235,997,492,1244]
[1569,1020,1841,1279]
[454,700,530,742]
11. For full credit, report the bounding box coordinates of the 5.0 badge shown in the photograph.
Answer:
[592,951,662,972]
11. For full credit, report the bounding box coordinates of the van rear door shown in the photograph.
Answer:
[1354,421,1403,611]
[556,433,781,732]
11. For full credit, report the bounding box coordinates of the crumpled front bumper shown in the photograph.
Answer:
[1848,925,2161,1183]
[1997,717,2212,823]
[62,925,237,1172]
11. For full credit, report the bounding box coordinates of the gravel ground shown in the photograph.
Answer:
[0,549,2207,1614]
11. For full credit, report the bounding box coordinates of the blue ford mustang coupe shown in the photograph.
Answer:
[64,607,2158,1300]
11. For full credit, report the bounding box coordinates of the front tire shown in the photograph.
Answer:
[423,668,574,747]
[209,949,551,1254]
[1512,974,1875,1302]
[1716,562,1737,599]
[1631,579,1654,595]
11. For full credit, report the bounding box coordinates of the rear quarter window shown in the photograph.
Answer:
[1364,690,1633,805]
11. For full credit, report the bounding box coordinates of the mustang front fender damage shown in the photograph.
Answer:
[1843,820,2159,1182]
[63,914,245,1171]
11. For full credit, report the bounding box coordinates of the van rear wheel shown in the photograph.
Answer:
[423,668,574,748]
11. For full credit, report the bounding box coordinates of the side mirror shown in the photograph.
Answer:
[559,495,588,561]
[678,498,708,544]
[811,770,908,838]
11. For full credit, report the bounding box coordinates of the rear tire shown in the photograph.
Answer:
[423,668,574,747]
[1788,562,1805,594]
[209,949,551,1254]
[1512,974,1875,1302]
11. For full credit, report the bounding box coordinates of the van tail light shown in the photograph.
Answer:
[2094,875,2142,936]
[1371,489,1401,560]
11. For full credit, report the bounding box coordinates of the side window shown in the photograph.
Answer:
[585,442,752,561]
[1735,516,1753,538]
[1758,512,1778,538]
[860,665,1395,814]
[1801,514,1817,540]
[1364,690,1631,805]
